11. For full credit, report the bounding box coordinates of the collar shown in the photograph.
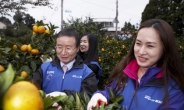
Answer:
[60,59,76,71]
[123,59,163,82]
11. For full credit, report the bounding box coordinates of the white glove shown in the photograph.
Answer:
[87,93,107,110]
[46,91,67,110]
[40,55,53,63]
[46,91,66,97]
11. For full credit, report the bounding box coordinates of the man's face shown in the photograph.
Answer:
[55,36,79,64]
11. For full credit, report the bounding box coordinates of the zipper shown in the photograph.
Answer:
[63,73,65,79]
[61,72,66,91]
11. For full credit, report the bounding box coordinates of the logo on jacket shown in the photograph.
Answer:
[72,75,82,78]
[46,71,55,80]
[144,95,162,104]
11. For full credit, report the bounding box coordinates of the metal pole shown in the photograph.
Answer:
[61,0,63,30]
[115,0,118,37]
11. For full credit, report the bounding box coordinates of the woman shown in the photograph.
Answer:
[79,33,102,82]
[87,19,184,110]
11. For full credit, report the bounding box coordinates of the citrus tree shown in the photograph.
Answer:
[0,20,58,80]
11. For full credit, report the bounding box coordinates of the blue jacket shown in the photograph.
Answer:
[96,59,184,110]
[42,61,92,94]
[32,55,98,97]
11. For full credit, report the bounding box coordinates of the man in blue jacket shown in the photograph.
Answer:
[32,28,97,98]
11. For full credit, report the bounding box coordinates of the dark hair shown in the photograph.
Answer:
[107,19,184,107]
[56,28,80,47]
[79,33,98,63]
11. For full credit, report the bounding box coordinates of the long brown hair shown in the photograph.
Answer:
[107,19,184,102]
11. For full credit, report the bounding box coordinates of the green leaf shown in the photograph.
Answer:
[0,64,15,106]
[30,61,37,72]
[99,102,105,110]
[20,65,30,74]
[114,95,124,103]
[59,95,75,107]
[75,92,84,110]
[4,47,11,53]
[0,64,15,94]
[43,95,66,110]
[83,91,90,105]
[13,76,24,83]
[109,88,115,103]
[104,103,120,110]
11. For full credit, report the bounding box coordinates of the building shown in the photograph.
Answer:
[92,18,121,36]
[0,21,7,29]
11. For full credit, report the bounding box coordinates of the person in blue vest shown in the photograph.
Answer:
[32,28,97,99]
[87,19,184,110]
[78,33,102,82]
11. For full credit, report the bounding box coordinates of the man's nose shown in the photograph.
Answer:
[61,48,67,54]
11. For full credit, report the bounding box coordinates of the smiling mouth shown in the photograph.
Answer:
[138,56,147,62]
[80,47,86,50]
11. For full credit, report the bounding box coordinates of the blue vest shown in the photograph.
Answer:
[41,62,93,94]
[90,61,102,82]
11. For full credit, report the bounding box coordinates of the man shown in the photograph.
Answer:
[117,30,126,40]
[32,28,97,98]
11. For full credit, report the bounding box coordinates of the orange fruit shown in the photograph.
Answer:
[31,49,39,55]
[45,29,50,34]
[20,71,28,78]
[27,44,32,52]
[37,26,45,33]
[20,45,28,52]
[33,31,36,35]
[33,25,38,33]
[98,58,102,62]
[3,81,43,110]
[0,65,5,72]
[12,45,17,50]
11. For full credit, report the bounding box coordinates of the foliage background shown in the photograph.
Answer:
[0,0,184,90]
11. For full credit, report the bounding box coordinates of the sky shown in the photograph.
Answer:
[8,0,149,32]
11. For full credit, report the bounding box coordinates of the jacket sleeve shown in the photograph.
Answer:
[63,72,98,99]
[31,67,43,90]
[93,81,118,102]
[159,91,184,110]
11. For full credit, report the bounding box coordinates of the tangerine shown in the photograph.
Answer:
[33,25,38,33]
[27,44,32,52]
[20,45,28,52]
[20,71,28,79]
[38,26,45,33]
[45,29,50,34]
[0,65,5,72]
[31,49,39,55]
[3,81,44,110]
[12,45,17,50]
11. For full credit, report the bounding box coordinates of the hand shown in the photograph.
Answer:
[87,93,107,110]
[46,91,66,97]
[46,91,67,110]
[40,55,52,63]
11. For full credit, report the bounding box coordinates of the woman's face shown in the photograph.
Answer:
[134,27,163,68]
[80,35,89,53]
